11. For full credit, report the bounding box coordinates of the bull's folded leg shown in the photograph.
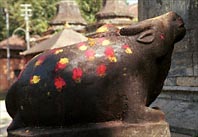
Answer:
[7,112,25,131]
[141,106,165,122]
[123,105,165,123]
[122,76,165,123]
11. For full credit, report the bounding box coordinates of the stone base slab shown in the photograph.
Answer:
[8,121,171,137]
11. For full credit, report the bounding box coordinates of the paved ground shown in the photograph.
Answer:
[0,100,193,137]
[0,100,12,137]
[152,99,198,135]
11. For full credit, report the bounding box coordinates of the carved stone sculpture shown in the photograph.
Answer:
[6,11,186,131]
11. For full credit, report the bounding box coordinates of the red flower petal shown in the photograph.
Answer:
[98,38,105,43]
[160,34,165,40]
[122,44,132,54]
[72,68,83,83]
[122,44,130,49]
[85,49,95,61]
[96,64,107,77]
[105,46,115,57]
[35,55,46,66]
[54,76,66,90]
[55,58,69,72]
[55,63,66,71]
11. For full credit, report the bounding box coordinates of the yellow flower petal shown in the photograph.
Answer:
[35,60,42,66]
[102,40,110,46]
[88,38,96,46]
[30,75,40,84]
[79,45,88,51]
[108,56,117,62]
[55,49,63,54]
[96,26,108,33]
[125,48,132,54]
[59,58,69,64]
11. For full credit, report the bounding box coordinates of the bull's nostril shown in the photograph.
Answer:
[176,17,184,28]
[179,24,184,28]
[177,19,184,27]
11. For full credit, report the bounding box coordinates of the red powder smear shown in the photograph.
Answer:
[55,58,69,72]
[105,46,115,57]
[35,55,46,66]
[54,76,66,90]
[50,49,64,54]
[85,49,96,61]
[55,62,66,72]
[122,44,132,54]
[72,67,83,83]
[96,64,107,77]
[122,44,130,49]
[105,46,117,62]
[160,33,165,40]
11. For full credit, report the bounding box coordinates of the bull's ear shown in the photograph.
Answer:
[137,29,155,44]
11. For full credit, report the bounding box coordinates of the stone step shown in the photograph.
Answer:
[151,86,198,136]
[8,121,171,137]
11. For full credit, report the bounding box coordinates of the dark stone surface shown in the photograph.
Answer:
[6,12,185,131]
[8,121,171,137]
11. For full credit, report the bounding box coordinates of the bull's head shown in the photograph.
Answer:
[120,11,186,46]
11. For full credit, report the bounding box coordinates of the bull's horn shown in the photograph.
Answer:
[120,22,151,36]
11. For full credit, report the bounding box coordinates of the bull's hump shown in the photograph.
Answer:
[19,37,134,92]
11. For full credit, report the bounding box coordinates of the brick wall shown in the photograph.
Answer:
[0,58,26,93]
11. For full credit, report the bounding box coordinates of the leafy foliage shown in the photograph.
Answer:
[0,0,103,41]
[76,0,102,23]
[0,0,59,41]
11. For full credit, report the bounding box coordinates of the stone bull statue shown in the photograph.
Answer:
[6,11,186,131]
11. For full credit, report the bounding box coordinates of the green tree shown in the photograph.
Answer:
[0,0,102,41]
[76,0,102,23]
[0,0,60,41]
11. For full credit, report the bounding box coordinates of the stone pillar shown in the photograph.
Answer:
[139,0,198,87]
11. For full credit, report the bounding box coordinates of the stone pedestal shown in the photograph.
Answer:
[8,121,171,137]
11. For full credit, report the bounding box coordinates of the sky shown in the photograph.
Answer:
[127,0,138,4]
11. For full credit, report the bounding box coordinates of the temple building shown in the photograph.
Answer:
[96,0,134,27]
[50,0,87,32]
[0,35,26,92]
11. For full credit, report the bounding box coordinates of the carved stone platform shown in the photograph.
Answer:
[8,121,171,137]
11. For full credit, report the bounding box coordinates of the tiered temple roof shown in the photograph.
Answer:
[96,0,134,26]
